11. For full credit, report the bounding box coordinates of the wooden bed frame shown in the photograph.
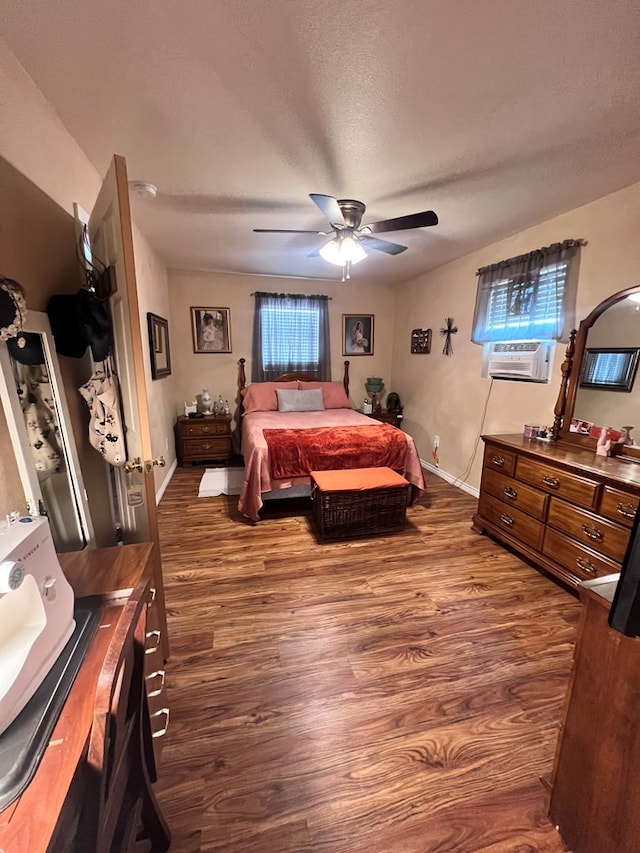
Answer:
[237,359,350,397]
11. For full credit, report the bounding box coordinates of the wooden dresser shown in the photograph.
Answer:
[473,434,640,588]
[0,544,170,852]
[175,414,232,466]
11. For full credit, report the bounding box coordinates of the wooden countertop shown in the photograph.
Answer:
[0,543,153,852]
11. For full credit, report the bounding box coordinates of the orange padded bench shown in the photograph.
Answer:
[310,467,410,540]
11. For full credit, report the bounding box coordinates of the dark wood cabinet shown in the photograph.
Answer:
[367,411,403,429]
[175,415,232,466]
[549,577,640,853]
[473,434,640,589]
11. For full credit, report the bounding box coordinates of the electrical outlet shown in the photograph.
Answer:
[433,435,440,448]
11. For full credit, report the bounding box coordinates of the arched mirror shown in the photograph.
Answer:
[557,285,640,454]
[0,311,95,551]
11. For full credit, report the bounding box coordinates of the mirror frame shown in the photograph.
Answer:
[147,312,171,379]
[555,284,640,449]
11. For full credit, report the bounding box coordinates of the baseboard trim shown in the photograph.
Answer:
[420,459,480,500]
[156,458,178,505]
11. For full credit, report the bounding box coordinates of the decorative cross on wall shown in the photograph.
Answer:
[440,317,458,356]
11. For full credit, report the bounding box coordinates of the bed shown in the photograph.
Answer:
[236,360,425,521]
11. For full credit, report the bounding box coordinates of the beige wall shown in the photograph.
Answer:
[392,181,640,492]
[167,270,397,432]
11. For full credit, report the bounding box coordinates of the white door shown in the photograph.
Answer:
[87,154,168,656]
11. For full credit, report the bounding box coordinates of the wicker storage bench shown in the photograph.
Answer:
[310,467,410,540]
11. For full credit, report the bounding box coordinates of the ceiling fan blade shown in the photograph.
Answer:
[359,235,408,255]
[309,194,346,226]
[253,228,324,234]
[365,210,439,234]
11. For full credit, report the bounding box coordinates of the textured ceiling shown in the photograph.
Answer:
[3,0,640,285]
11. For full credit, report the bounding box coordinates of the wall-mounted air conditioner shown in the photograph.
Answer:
[487,340,554,382]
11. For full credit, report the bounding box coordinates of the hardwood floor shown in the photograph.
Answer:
[154,468,579,852]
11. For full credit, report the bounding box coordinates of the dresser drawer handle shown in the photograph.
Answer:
[581,523,603,541]
[576,557,596,575]
[151,707,170,738]
[500,513,514,526]
[145,629,161,653]
[617,502,637,519]
[542,476,560,489]
[491,455,505,468]
[146,669,166,698]
[503,487,518,500]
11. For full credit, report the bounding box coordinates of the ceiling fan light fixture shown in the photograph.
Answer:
[319,234,367,267]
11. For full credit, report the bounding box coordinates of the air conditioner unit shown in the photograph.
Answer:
[487,341,553,382]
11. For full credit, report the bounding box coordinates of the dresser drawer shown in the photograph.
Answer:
[543,527,621,581]
[600,486,640,528]
[479,492,544,550]
[516,457,598,509]
[483,445,516,477]
[183,419,229,437]
[547,498,630,562]
[482,468,548,521]
[184,437,231,458]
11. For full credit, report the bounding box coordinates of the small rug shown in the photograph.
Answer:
[198,467,245,497]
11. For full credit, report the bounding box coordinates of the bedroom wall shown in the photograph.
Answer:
[392,180,640,494]
[167,269,396,434]
[0,38,177,513]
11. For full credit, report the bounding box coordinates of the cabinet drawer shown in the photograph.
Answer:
[547,498,630,562]
[479,492,544,550]
[482,468,548,521]
[185,437,231,458]
[483,445,516,477]
[184,420,229,437]
[543,527,621,582]
[516,457,598,509]
[600,486,639,528]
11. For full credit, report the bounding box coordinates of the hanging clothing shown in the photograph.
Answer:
[14,361,63,477]
[79,358,127,467]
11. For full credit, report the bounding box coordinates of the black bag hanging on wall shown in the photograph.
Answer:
[47,289,111,361]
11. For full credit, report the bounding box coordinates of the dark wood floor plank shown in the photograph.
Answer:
[154,468,576,851]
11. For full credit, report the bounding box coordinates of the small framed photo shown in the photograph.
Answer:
[191,307,231,353]
[579,347,640,392]
[343,314,374,356]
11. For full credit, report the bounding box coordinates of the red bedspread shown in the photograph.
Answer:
[263,423,407,479]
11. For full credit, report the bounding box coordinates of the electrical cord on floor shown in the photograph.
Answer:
[452,377,494,488]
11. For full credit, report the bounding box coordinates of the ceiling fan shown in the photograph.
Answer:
[253,194,438,280]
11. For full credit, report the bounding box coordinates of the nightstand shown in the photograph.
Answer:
[367,411,403,429]
[175,415,233,466]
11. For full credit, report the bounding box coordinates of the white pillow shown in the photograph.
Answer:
[276,388,325,412]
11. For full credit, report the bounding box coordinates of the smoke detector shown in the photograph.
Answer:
[129,181,158,200]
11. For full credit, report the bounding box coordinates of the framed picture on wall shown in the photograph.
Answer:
[343,314,374,356]
[147,312,171,379]
[191,307,232,353]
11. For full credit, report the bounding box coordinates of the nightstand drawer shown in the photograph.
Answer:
[184,420,229,436]
[185,437,231,458]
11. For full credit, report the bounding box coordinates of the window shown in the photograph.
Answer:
[472,240,582,343]
[252,292,330,381]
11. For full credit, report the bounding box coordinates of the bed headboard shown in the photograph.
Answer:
[237,359,350,396]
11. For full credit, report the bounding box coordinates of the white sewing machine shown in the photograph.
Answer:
[0,516,75,737]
